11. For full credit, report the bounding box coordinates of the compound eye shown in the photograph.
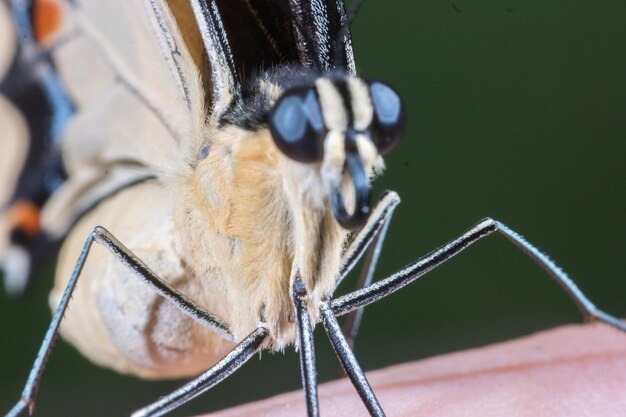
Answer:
[269,88,326,163]
[369,82,405,155]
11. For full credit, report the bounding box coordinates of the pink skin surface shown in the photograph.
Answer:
[201,324,626,417]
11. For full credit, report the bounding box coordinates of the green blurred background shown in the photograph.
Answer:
[1,1,625,416]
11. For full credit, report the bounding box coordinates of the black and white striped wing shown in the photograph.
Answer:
[189,0,356,115]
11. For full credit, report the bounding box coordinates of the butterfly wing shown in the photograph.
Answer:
[188,0,355,115]
[0,0,74,295]
[42,0,206,235]
[0,0,203,293]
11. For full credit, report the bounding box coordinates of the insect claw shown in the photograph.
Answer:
[293,273,308,298]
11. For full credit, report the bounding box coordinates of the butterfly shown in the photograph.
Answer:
[2,1,625,416]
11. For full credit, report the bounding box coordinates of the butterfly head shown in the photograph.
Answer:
[267,73,405,230]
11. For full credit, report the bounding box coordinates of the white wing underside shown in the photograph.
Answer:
[43,0,204,236]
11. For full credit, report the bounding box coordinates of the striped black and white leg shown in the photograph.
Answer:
[131,326,268,417]
[7,226,233,417]
[331,218,626,334]
[336,191,400,348]
[294,275,320,417]
[321,302,385,417]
